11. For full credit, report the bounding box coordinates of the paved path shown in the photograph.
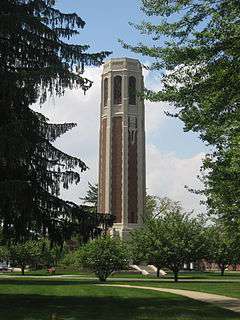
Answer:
[98,284,240,314]
[1,274,240,282]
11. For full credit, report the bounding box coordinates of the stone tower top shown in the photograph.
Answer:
[102,58,142,73]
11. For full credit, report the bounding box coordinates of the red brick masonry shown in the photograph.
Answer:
[99,118,107,213]
[128,133,138,223]
[111,117,123,223]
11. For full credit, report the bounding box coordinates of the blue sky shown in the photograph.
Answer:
[57,0,206,158]
[56,0,147,56]
[33,0,207,212]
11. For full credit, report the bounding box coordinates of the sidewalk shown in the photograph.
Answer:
[98,284,240,314]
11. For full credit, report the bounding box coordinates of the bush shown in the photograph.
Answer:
[75,235,129,281]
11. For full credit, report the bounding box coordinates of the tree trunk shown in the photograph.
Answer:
[157,267,160,278]
[99,277,106,282]
[220,265,225,276]
[21,266,25,275]
[174,271,178,282]
[98,270,109,282]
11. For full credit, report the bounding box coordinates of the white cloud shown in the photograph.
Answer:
[146,144,205,212]
[143,64,171,134]
[145,100,168,134]
[32,65,205,212]
[32,66,103,203]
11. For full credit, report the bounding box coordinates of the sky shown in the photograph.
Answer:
[33,0,207,213]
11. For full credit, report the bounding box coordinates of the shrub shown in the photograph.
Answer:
[75,236,129,281]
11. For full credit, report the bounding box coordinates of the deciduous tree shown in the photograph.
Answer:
[131,199,207,281]
[206,223,240,276]
[75,236,128,281]
[123,0,240,228]
[8,240,42,275]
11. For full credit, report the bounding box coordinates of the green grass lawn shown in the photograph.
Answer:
[0,278,240,320]
[5,268,240,280]
[2,268,90,277]
[111,270,240,280]
[165,271,240,280]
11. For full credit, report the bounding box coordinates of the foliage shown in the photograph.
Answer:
[7,240,43,274]
[144,194,158,218]
[1,0,111,99]
[73,183,114,244]
[0,246,9,262]
[0,1,110,244]
[0,239,67,273]
[205,223,240,276]
[67,201,114,244]
[60,250,80,269]
[144,195,182,219]
[75,235,129,281]
[81,183,98,209]
[38,240,68,267]
[201,146,240,228]
[123,0,240,227]
[131,199,206,281]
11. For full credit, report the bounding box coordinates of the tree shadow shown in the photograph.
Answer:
[0,278,98,286]
[0,293,240,320]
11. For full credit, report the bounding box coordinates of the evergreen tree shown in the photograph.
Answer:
[67,201,114,245]
[81,182,98,209]
[0,0,111,244]
[122,0,240,228]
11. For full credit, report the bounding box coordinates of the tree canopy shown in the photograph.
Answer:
[7,240,43,275]
[73,235,129,281]
[81,182,98,209]
[0,0,111,244]
[67,201,114,245]
[130,198,207,281]
[1,0,110,101]
[205,222,240,276]
[123,0,240,228]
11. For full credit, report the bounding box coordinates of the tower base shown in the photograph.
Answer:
[110,223,140,240]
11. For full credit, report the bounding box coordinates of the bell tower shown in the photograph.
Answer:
[98,58,146,238]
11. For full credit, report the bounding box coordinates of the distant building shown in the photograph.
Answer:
[98,58,146,238]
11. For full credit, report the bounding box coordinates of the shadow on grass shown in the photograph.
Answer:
[174,272,240,279]
[110,278,240,284]
[0,293,240,320]
[0,278,98,286]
